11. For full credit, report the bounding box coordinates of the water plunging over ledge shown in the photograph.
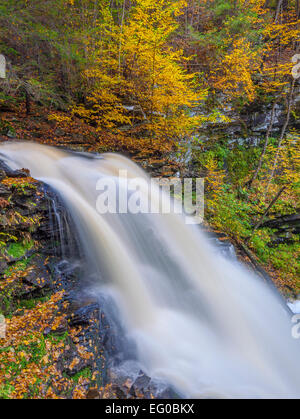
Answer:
[1,141,300,399]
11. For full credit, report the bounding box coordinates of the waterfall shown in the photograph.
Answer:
[1,141,300,399]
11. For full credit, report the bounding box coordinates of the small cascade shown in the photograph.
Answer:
[45,186,83,260]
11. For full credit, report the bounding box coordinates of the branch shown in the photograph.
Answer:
[251,186,286,235]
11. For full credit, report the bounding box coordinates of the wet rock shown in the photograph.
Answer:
[261,212,300,229]
[13,197,39,210]
[100,383,126,399]
[156,387,180,399]
[129,370,180,399]
[103,373,133,398]
[0,160,29,178]
[43,317,68,336]
[112,385,128,399]
[106,367,180,399]
[129,371,151,398]
[243,103,285,133]
[0,184,10,197]
[0,168,6,180]
[68,303,99,327]
[60,345,93,377]
[15,259,52,300]
[7,130,16,139]
[86,388,100,399]
[53,292,106,388]
[23,257,51,288]
[11,169,30,178]
[0,159,59,314]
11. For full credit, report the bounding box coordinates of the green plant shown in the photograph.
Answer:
[0,384,14,399]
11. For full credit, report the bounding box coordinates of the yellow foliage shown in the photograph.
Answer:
[205,156,226,207]
[72,0,207,142]
[254,131,300,208]
[212,38,260,102]
[48,112,72,125]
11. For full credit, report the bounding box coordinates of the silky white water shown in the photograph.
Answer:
[1,142,300,398]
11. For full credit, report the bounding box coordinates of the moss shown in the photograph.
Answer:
[0,294,14,317]
[18,295,51,310]
[23,378,43,399]
[0,232,18,250]
[6,241,34,259]
[0,255,36,316]
[46,330,69,344]
[16,334,47,364]
[70,367,92,384]
[0,119,15,136]
[0,384,15,399]
[0,334,48,398]
[3,257,33,277]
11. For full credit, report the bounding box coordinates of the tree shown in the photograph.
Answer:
[73,0,206,142]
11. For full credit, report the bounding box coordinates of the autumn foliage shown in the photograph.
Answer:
[72,0,206,143]
[0,0,299,399]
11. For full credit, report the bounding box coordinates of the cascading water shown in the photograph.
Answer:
[1,142,300,399]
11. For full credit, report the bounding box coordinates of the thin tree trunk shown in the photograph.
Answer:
[265,79,295,193]
[251,2,281,176]
[118,0,126,78]
[149,41,157,146]
[274,0,283,22]
[248,101,277,188]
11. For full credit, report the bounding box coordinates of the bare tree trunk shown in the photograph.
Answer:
[265,79,295,193]
[297,0,300,18]
[274,0,283,22]
[118,0,126,78]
